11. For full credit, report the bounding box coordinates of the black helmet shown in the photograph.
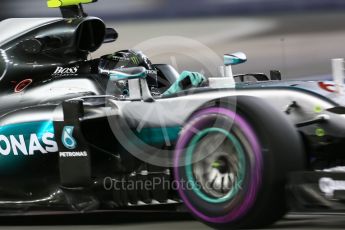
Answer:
[99,49,154,72]
[99,49,165,95]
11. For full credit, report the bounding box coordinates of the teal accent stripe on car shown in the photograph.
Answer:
[0,120,55,155]
[0,120,54,138]
[224,56,242,65]
[110,71,146,81]
[0,120,56,172]
[134,127,181,145]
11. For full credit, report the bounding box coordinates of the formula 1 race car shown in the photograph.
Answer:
[1,0,345,229]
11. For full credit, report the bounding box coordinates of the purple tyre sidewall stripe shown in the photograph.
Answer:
[173,107,263,223]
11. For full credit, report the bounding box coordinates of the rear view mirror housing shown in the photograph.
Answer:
[270,70,282,80]
[224,52,247,66]
[105,67,154,102]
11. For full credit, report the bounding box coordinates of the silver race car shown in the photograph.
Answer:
[0,0,344,229]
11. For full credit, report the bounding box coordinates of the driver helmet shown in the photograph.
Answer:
[99,49,154,70]
[98,50,161,94]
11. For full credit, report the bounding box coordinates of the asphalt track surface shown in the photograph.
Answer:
[2,12,345,229]
[0,213,344,230]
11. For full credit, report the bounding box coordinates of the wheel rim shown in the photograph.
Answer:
[174,107,263,223]
[185,127,246,204]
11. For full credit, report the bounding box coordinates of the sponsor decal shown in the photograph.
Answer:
[108,55,130,62]
[58,126,88,158]
[318,82,336,93]
[59,151,87,158]
[61,126,77,150]
[0,121,58,156]
[53,66,79,76]
[0,133,57,156]
[146,69,158,75]
[319,177,345,197]
[0,121,88,161]
[14,79,33,93]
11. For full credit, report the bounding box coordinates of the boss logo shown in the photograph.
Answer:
[53,66,79,75]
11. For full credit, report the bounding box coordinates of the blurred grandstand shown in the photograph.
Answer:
[1,0,345,20]
[0,0,344,79]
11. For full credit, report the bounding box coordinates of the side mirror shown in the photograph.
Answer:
[108,67,154,102]
[270,70,282,80]
[224,52,247,66]
[103,28,118,44]
[109,67,147,81]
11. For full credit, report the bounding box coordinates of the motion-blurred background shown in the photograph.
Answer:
[0,0,345,79]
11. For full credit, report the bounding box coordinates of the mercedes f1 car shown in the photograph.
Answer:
[1,0,345,229]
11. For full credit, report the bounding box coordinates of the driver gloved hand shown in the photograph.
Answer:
[163,71,207,96]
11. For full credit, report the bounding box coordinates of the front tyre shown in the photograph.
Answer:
[173,96,305,229]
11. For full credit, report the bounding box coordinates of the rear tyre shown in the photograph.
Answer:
[173,96,305,229]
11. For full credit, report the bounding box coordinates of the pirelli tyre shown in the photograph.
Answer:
[173,96,305,229]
